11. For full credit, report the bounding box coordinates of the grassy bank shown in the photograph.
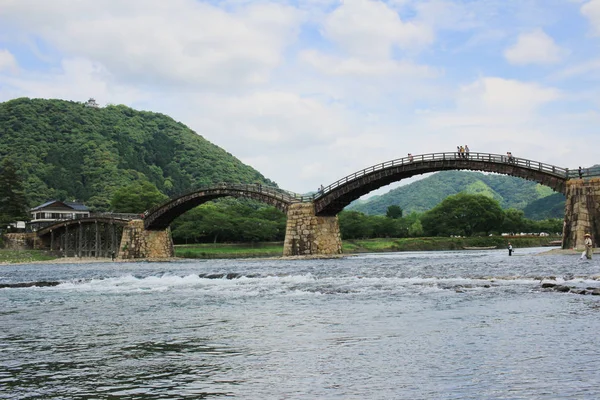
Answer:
[343,236,560,253]
[175,236,560,259]
[175,242,285,259]
[0,249,58,264]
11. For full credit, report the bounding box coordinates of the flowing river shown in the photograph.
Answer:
[2,248,600,399]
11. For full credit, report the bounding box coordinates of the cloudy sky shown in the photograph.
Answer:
[1,0,599,194]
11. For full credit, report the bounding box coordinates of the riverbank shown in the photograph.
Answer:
[0,249,57,265]
[0,236,576,264]
[536,248,600,256]
[342,236,561,253]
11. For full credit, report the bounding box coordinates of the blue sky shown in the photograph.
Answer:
[0,0,599,194]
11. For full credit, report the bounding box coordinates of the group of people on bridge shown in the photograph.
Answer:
[456,145,470,159]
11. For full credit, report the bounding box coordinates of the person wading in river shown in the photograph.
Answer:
[508,242,513,256]
[582,233,593,260]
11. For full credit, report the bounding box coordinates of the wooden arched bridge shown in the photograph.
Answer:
[35,214,139,258]
[36,151,600,258]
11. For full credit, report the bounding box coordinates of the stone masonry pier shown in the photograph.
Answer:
[118,220,174,259]
[283,203,342,256]
[563,178,600,250]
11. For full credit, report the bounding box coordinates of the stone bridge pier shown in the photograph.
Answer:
[283,203,342,256]
[119,220,175,259]
[563,178,600,250]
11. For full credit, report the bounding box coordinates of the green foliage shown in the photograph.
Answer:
[348,170,561,219]
[170,201,286,244]
[420,193,505,236]
[523,193,565,220]
[0,98,275,211]
[340,196,563,240]
[501,208,529,234]
[110,181,168,213]
[386,205,403,219]
[339,211,375,239]
[408,219,424,237]
[0,157,29,225]
[0,249,57,263]
[339,210,412,239]
[343,236,561,253]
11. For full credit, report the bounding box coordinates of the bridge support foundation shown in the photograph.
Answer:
[283,203,342,256]
[119,220,175,259]
[563,178,600,250]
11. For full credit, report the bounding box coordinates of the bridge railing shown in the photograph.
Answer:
[91,213,142,220]
[313,152,572,200]
[567,165,600,180]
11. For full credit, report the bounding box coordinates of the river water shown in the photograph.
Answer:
[2,248,600,399]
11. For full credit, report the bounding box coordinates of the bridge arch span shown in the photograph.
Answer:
[36,216,133,237]
[314,152,570,216]
[144,184,299,230]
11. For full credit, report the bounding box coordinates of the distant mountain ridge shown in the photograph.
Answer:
[0,98,275,211]
[347,170,565,220]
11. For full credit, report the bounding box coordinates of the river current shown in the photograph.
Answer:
[2,248,600,399]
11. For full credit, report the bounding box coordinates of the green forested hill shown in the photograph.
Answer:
[347,170,565,219]
[0,98,274,210]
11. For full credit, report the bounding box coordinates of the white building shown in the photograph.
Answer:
[28,200,90,231]
[85,98,99,108]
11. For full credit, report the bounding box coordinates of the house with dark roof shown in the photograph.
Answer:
[28,200,90,231]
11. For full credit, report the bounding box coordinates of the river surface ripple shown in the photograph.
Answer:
[2,247,600,399]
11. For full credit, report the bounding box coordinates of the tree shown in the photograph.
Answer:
[501,208,526,234]
[0,157,29,226]
[338,210,374,239]
[110,180,168,213]
[371,215,398,238]
[421,193,504,237]
[408,219,424,237]
[386,205,403,219]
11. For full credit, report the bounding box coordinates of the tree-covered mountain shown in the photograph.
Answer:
[0,98,275,211]
[347,170,565,220]
[522,193,565,220]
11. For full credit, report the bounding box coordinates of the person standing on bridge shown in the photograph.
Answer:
[507,152,514,163]
[464,145,470,159]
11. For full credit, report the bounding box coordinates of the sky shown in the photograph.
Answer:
[0,0,599,195]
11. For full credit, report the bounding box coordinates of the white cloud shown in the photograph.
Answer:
[0,0,304,88]
[0,58,143,106]
[457,77,561,114]
[322,0,433,59]
[422,77,568,163]
[581,0,600,35]
[555,58,600,79]
[504,29,566,65]
[0,49,18,72]
[413,0,480,31]
[299,50,438,78]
